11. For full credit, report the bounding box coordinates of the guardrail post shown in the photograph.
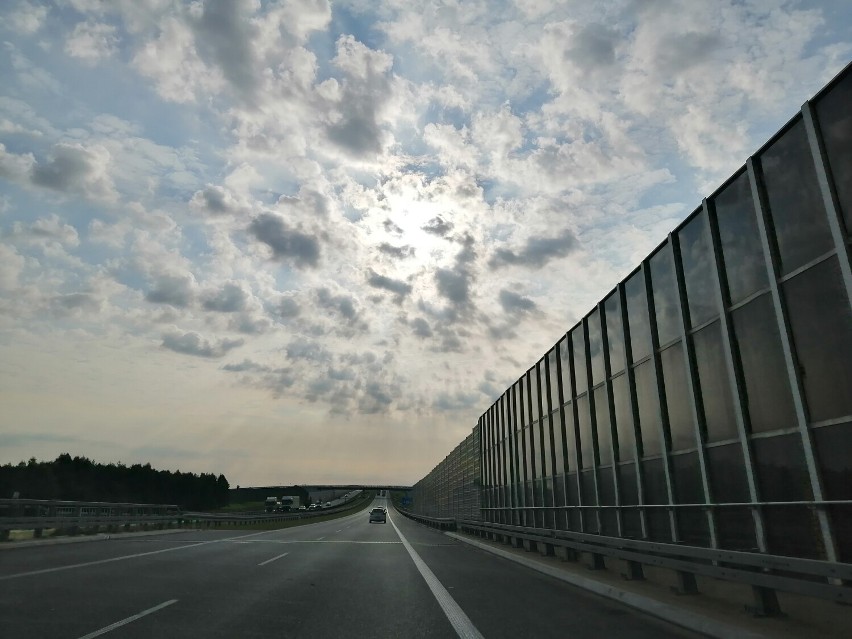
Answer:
[522,539,537,552]
[624,560,645,581]
[555,546,578,562]
[539,542,555,557]
[672,571,699,595]
[588,553,605,570]
[747,586,783,618]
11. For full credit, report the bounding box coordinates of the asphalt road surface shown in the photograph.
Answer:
[0,497,699,638]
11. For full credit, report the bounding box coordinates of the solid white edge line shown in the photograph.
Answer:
[76,599,178,639]
[258,551,290,566]
[388,512,484,639]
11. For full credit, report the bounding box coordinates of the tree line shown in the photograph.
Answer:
[0,454,230,510]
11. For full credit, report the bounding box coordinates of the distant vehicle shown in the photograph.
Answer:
[264,497,279,513]
[308,503,319,510]
[369,507,387,524]
[324,502,332,508]
[278,496,300,512]
[298,505,307,511]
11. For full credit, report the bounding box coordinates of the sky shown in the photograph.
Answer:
[1,0,850,487]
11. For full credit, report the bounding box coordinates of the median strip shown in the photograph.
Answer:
[76,599,177,639]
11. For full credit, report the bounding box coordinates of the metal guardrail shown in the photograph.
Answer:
[394,507,852,615]
[0,498,182,539]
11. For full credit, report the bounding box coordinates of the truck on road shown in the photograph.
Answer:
[278,496,300,512]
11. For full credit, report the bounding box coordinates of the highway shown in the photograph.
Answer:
[0,496,698,638]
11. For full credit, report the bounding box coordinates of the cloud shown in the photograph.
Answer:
[30,143,116,200]
[0,143,36,181]
[499,289,537,314]
[325,35,394,157]
[285,339,331,363]
[190,184,244,215]
[277,296,300,318]
[222,359,268,373]
[377,242,414,259]
[316,287,360,324]
[421,215,453,237]
[3,3,47,35]
[202,282,247,313]
[145,273,195,308]
[367,270,412,300]
[0,244,24,290]
[564,23,619,72]
[435,268,470,306]
[383,218,403,234]
[249,213,320,268]
[162,330,244,358]
[433,232,477,313]
[410,317,432,338]
[488,229,578,269]
[65,21,120,64]
[10,214,80,247]
[191,0,259,100]
[49,292,103,317]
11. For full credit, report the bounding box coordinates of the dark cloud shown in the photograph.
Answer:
[145,274,195,307]
[162,331,244,358]
[567,24,618,70]
[191,185,240,215]
[221,359,296,397]
[328,366,356,381]
[50,293,101,316]
[249,213,320,268]
[222,359,268,373]
[421,215,453,237]
[499,289,537,314]
[436,328,463,352]
[285,340,331,363]
[277,297,300,318]
[383,218,403,234]
[435,268,469,305]
[359,380,394,413]
[367,270,412,300]
[30,143,104,195]
[203,283,247,312]
[434,232,477,312]
[231,312,271,334]
[328,112,383,156]
[411,317,432,338]
[488,229,578,270]
[657,32,721,75]
[193,0,259,100]
[316,288,358,322]
[325,36,393,157]
[377,242,415,259]
[478,380,501,399]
